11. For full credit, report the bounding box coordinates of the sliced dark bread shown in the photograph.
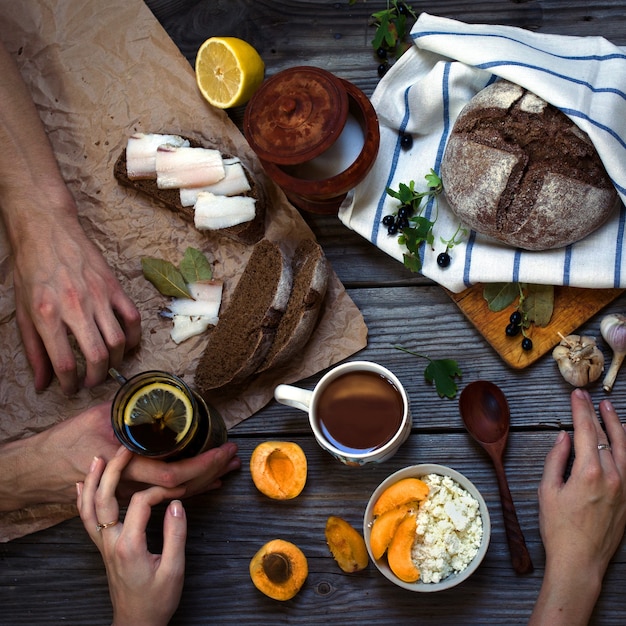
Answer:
[256,239,329,373]
[194,239,292,394]
[113,136,266,245]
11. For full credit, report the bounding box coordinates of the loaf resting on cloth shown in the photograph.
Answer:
[339,13,626,293]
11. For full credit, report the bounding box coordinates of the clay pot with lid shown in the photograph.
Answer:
[243,66,380,215]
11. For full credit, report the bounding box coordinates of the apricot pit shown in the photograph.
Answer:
[325,516,369,573]
[250,441,307,500]
[249,539,308,601]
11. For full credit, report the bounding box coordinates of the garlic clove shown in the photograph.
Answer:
[600,313,626,392]
[552,334,604,388]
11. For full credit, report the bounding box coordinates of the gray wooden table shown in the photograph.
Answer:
[2,1,626,624]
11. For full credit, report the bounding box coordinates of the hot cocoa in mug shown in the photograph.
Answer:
[274,361,411,466]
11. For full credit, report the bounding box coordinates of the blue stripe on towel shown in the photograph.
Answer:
[613,204,626,286]
[370,85,412,244]
[561,108,626,157]
[563,245,572,285]
[412,30,626,63]
[475,61,626,101]
[463,231,476,287]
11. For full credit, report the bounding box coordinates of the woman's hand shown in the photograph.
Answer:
[77,446,187,626]
[0,402,241,512]
[529,388,626,625]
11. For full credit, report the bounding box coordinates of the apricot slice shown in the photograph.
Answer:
[249,539,308,601]
[325,516,369,573]
[372,477,429,517]
[250,441,307,500]
[369,501,418,560]
[387,513,420,583]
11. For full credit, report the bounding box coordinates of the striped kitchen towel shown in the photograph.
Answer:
[338,13,626,293]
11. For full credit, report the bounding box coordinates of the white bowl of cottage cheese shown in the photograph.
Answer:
[363,464,491,592]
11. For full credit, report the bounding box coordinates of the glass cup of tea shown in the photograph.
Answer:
[274,361,411,466]
[110,369,227,461]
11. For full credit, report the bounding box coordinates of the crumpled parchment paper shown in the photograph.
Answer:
[0,0,367,541]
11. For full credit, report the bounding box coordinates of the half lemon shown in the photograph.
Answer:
[195,36,265,109]
[123,382,194,443]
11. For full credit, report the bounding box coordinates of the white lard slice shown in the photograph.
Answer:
[170,315,216,344]
[126,133,189,179]
[194,192,256,230]
[167,280,223,343]
[179,159,251,206]
[155,145,225,189]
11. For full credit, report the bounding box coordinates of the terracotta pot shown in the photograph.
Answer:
[244,66,379,215]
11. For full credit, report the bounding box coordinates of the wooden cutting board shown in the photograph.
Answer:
[446,284,625,369]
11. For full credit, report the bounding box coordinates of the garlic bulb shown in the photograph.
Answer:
[552,334,604,387]
[601,313,626,392]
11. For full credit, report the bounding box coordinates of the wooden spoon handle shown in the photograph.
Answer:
[493,461,534,575]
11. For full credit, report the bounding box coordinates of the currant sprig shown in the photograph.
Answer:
[383,170,442,273]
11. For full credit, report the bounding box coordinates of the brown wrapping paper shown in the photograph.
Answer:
[0,0,367,541]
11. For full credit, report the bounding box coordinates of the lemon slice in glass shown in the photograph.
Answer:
[195,36,265,109]
[123,382,194,443]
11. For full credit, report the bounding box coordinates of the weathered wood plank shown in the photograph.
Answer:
[3,2,626,625]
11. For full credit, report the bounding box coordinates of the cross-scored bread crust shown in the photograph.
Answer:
[441,80,618,250]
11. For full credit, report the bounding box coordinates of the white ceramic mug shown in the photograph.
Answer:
[274,361,411,466]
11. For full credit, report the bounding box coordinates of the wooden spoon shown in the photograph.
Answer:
[459,380,533,574]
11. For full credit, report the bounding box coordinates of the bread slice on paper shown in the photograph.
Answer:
[257,239,329,373]
[194,239,292,393]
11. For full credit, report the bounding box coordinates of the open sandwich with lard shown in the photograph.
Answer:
[114,132,265,245]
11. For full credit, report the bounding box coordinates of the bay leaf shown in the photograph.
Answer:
[180,247,213,284]
[141,257,192,299]
[483,282,519,312]
[522,284,554,327]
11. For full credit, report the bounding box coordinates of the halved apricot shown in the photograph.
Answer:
[387,513,420,583]
[325,516,369,573]
[369,502,418,560]
[250,441,307,500]
[372,477,429,517]
[249,539,308,600]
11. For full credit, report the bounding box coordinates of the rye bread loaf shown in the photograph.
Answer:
[256,239,329,373]
[114,136,265,245]
[440,80,619,250]
[194,239,292,394]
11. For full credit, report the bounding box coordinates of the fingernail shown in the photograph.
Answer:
[170,500,185,518]
[115,445,127,457]
[556,430,567,444]
[603,399,615,412]
[573,388,590,400]
[89,457,99,473]
[75,482,83,497]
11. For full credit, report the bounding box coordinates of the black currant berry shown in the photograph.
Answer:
[505,323,521,337]
[382,214,395,226]
[509,310,522,326]
[397,3,409,15]
[437,252,451,268]
[376,47,388,60]
[522,337,533,351]
[400,134,413,150]
[397,216,409,230]
[387,223,398,235]
[377,63,389,78]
